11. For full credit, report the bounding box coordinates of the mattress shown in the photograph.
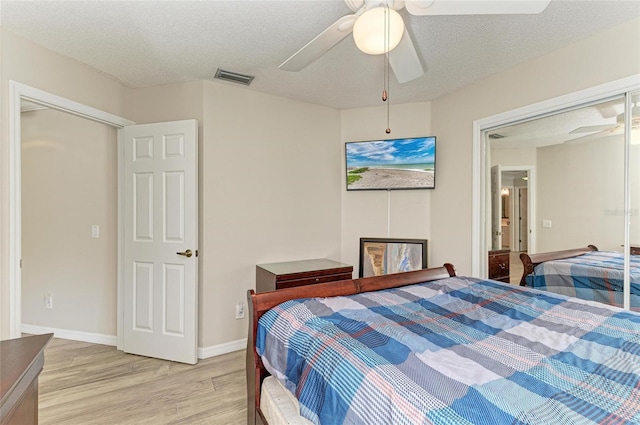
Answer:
[261,376,313,425]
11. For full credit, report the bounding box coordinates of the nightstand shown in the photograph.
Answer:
[256,258,353,293]
[488,249,510,283]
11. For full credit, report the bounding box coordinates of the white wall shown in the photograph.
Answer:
[21,108,117,335]
[536,136,626,252]
[430,17,640,275]
[491,147,536,168]
[340,102,432,274]
[632,140,640,247]
[200,80,342,348]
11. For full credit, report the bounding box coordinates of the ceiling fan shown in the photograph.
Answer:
[279,0,552,84]
[568,97,640,145]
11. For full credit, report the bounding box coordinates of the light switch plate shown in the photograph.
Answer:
[91,225,100,238]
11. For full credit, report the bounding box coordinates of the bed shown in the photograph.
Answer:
[520,245,640,311]
[247,263,640,425]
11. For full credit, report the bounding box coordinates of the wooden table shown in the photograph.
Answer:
[1,334,53,425]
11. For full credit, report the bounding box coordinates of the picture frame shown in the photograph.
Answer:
[359,238,428,278]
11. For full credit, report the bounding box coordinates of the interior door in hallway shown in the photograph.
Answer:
[123,120,198,364]
[491,165,503,250]
[519,187,528,252]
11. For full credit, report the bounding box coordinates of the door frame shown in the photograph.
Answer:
[8,81,134,345]
[471,74,640,278]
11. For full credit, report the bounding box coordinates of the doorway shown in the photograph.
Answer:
[489,166,532,284]
[10,82,200,364]
[489,165,533,253]
[8,81,133,340]
[501,169,529,252]
[20,106,118,341]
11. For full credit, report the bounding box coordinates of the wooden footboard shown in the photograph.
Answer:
[519,245,598,286]
[245,264,457,425]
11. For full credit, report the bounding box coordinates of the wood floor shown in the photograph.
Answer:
[38,338,246,425]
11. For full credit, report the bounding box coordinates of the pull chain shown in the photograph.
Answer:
[383,5,391,134]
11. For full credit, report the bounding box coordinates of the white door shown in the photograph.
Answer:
[491,165,503,250]
[123,120,198,364]
[519,187,529,252]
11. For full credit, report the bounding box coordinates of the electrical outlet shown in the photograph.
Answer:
[235,301,245,319]
[45,293,53,309]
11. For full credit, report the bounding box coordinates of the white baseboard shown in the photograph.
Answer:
[22,323,246,360]
[21,324,117,346]
[198,338,246,359]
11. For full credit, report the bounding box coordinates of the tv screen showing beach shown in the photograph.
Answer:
[345,136,436,190]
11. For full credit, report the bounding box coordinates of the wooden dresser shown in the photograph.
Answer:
[488,249,511,283]
[631,245,640,255]
[1,333,53,425]
[256,258,353,293]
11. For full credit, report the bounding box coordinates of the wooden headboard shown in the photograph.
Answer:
[519,244,598,286]
[245,264,457,425]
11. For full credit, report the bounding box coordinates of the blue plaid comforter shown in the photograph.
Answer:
[257,276,640,425]
[526,251,640,311]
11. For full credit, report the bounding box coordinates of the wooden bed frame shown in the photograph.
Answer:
[519,244,598,286]
[245,264,457,425]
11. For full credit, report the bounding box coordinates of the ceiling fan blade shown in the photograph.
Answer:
[388,29,424,84]
[279,14,358,72]
[405,0,551,16]
[569,124,616,134]
[565,131,608,145]
[595,103,622,119]
[566,125,624,144]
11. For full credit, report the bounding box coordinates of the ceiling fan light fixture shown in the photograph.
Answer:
[616,103,640,125]
[353,7,405,55]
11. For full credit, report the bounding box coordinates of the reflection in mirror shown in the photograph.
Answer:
[489,96,626,254]
[629,91,640,309]
[486,95,640,312]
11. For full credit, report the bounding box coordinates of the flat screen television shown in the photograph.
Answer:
[345,136,436,191]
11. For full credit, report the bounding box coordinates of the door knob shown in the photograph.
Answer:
[177,249,193,258]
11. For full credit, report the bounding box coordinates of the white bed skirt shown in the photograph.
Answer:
[260,376,314,425]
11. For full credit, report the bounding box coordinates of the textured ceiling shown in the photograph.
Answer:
[489,96,629,149]
[1,0,639,110]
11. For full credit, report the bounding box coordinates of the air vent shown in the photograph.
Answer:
[488,133,505,139]
[214,68,255,86]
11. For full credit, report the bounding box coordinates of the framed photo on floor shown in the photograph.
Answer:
[359,238,428,278]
